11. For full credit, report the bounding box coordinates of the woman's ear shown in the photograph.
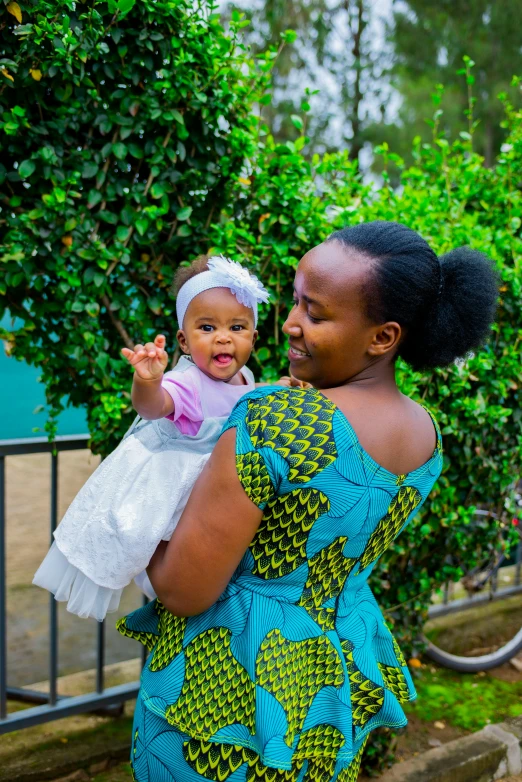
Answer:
[177,329,190,354]
[368,321,402,358]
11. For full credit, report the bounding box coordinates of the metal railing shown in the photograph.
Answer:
[0,434,145,735]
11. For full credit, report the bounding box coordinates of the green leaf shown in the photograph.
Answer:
[128,143,144,159]
[135,217,150,236]
[176,206,192,221]
[148,296,162,314]
[282,29,297,44]
[112,142,127,160]
[116,225,131,242]
[256,347,271,363]
[85,301,100,317]
[83,331,95,348]
[87,190,102,208]
[82,161,98,178]
[118,0,136,15]
[166,109,184,124]
[150,182,165,199]
[18,159,35,178]
[290,115,303,131]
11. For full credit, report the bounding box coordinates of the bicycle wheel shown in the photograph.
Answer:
[423,626,522,672]
[423,510,522,672]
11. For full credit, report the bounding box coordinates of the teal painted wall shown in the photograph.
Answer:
[1,316,87,440]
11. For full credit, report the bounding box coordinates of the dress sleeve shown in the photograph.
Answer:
[222,390,286,510]
[161,369,204,435]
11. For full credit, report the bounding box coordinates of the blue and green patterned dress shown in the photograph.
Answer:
[118,387,443,782]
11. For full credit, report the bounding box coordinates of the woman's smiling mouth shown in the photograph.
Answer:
[288,345,311,360]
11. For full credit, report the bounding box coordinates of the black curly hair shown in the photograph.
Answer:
[327,221,499,371]
[170,254,210,297]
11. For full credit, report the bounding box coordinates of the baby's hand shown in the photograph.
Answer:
[121,334,169,381]
[275,375,312,389]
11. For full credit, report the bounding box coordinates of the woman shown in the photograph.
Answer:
[118,221,498,781]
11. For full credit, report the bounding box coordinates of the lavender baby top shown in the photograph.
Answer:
[161,359,256,435]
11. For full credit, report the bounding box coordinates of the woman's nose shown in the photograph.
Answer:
[282,312,302,337]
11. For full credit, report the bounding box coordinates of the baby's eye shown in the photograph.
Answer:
[200,324,214,332]
[231,325,244,331]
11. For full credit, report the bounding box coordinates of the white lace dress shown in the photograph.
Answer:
[33,357,255,621]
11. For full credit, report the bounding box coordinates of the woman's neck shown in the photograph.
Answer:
[320,355,400,396]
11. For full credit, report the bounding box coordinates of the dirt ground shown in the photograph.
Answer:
[5,450,143,688]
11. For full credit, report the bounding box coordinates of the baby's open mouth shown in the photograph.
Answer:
[213,353,233,366]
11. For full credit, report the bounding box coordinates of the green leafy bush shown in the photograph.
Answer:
[2,4,522,774]
[0,0,274,452]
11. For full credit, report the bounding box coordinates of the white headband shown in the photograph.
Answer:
[176,255,269,328]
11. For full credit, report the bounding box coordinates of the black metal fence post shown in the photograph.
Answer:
[49,451,58,707]
[0,455,6,720]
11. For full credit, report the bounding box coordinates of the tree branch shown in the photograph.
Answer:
[101,294,134,349]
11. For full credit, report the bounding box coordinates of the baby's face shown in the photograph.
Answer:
[177,287,257,382]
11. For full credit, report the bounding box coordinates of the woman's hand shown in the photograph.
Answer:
[122,334,169,381]
[275,374,313,389]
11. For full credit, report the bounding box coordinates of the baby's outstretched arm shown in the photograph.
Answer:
[121,334,175,420]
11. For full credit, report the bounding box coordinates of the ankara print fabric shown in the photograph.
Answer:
[118,387,443,773]
[129,691,368,782]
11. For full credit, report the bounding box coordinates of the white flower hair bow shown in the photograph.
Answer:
[175,254,269,327]
[206,255,270,309]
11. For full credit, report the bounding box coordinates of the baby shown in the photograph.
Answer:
[33,255,280,621]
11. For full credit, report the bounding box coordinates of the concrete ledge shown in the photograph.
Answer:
[379,717,522,782]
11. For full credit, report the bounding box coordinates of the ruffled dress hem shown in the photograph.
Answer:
[140,687,372,769]
[32,542,123,622]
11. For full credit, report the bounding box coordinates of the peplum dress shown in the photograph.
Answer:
[117,386,443,781]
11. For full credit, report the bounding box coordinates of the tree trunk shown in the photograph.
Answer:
[349,0,366,162]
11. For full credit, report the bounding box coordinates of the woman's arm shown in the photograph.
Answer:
[146,429,263,616]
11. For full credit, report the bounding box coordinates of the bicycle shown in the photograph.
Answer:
[422,508,522,672]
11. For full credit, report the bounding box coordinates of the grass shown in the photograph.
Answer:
[406,665,522,732]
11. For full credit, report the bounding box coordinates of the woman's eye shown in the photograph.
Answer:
[308,314,322,324]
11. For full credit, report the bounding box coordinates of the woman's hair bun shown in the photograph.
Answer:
[401,247,499,371]
[328,222,499,372]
